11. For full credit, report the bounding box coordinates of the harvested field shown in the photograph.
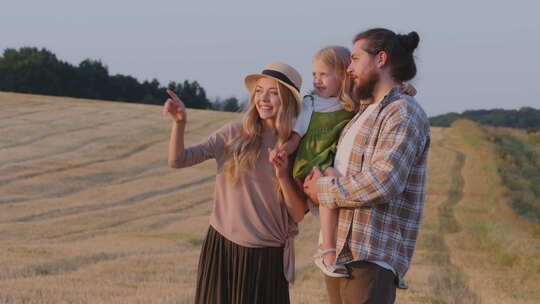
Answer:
[1,92,539,303]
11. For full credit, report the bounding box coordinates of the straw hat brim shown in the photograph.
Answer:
[244,74,303,107]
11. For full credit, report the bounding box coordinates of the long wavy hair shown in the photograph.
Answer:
[223,78,300,187]
[314,46,359,112]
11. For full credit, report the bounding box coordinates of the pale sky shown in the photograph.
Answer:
[1,0,539,116]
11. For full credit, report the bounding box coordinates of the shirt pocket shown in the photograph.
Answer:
[349,146,366,173]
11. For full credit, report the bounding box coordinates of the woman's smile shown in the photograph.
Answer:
[254,77,281,121]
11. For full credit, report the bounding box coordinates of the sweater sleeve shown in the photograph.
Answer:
[174,122,236,168]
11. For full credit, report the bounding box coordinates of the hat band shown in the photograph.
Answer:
[262,69,299,93]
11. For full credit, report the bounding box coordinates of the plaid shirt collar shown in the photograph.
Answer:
[339,85,404,153]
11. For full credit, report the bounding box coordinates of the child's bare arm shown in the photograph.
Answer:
[280,132,302,156]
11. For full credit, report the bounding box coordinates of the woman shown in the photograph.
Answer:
[164,62,307,304]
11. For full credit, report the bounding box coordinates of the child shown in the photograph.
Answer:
[270,46,416,277]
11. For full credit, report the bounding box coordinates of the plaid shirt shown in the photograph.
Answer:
[317,86,431,280]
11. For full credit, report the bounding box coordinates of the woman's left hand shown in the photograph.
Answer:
[268,148,289,179]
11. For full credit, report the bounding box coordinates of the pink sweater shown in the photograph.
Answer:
[175,121,298,283]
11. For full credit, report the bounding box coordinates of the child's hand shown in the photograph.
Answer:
[268,148,277,163]
[268,148,287,163]
[400,83,417,97]
[303,167,324,205]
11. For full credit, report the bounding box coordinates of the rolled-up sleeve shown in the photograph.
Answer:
[173,123,230,168]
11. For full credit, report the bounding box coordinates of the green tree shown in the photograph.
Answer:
[0,46,219,111]
[222,97,240,112]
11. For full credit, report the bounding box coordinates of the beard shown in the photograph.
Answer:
[354,70,379,101]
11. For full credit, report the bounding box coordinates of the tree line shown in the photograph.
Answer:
[0,47,241,112]
[3,47,537,128]
[430,107,540,131]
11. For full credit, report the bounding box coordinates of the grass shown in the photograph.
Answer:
[487,127,540,222]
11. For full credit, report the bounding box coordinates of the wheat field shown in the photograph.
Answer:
[1,92,539,303]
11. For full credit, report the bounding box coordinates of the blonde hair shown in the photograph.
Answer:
[224,78,299,187]
[314,45,358,112]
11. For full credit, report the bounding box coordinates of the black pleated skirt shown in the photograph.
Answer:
[194,226,290,304]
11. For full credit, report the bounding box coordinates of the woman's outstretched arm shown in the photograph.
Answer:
[164,89,189,168]
[165,89,223,169]
[168,121,187,168]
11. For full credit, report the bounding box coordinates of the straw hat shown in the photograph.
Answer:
[244,62,303,105]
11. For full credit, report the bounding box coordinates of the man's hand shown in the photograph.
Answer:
[303,167,324,205]
[323,166,342,178]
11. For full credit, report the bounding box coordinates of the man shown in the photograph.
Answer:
[303,28,431,304]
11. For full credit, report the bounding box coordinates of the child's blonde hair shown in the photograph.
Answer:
[314,46,358,112]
